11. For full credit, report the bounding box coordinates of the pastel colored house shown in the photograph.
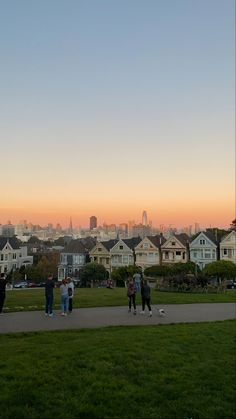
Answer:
[0,237,33,274]
[220,231,236,264]
[161,234,189,264]
[134,235,166,271]
[58,238,96,280]
[189,231,217,270]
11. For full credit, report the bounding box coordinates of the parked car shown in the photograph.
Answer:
[14,282,28,288]
[27,282,37,288]
[38,282,46,287]
[226,280,236,289]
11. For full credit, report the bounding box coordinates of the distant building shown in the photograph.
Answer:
[1,223,15,237]
[142,211,148,226]
[0,237,33,274]
[90,216,97,230]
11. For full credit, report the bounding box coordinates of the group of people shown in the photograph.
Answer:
[45,275,75,317]
[127,272,152,317]
[0,271,152,318]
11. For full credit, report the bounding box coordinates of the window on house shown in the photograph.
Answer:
[123,255,128,263]
[176,251,181,256]
[223,249,228,255]
[205,252,211,259]
[143,243,149,249]
[193,252,198,258]
[4,255,8,260]
[119,246,123,250]
[106,258,109,264]
[13,253,16,259]
[171,242,176,246]
[200,239,205,245]
[165,252,169,259]
[98,248,102,252]
[0,255,3,261]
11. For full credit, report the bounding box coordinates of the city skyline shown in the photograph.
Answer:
[1,1,235,228]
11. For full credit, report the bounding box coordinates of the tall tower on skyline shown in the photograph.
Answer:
[90,216,97,230]
[142,210,148,226]
[68,216,73,235]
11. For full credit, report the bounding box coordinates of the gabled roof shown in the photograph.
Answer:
[190,231,218,245]
[79,237,97,251]
[123,237,142,250]
[0,237,21,250]
[174,233,190,246]
[220,230,236,243]
[161,234,190,249]
[63,239,87,254]
[148,234,166,248]
[102,239,119,251]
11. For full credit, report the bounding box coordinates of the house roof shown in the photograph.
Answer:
[123,237,142,250]
[190,231,218,245]
[0,237,21,250]
[174,233,190,247]
[148,234,166,248]
[63,239,87,254]
[101,239,119,251]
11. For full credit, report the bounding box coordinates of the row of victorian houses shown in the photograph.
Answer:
[58,231,236,280]
[1,231,235,279]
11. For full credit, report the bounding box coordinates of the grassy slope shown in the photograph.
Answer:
[4,288,236,312]
[0,321,235,419]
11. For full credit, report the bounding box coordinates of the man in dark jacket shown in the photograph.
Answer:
[140,279,152,317]
[0,273,8,314]
[45,274,55,317]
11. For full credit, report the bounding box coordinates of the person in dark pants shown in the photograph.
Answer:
[127,278,137,315]
[140,279,152,317]
[0,273,8,315]
[67,277,75,313]
[44,274,55,317]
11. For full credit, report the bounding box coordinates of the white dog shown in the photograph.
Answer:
[158,308,166,317]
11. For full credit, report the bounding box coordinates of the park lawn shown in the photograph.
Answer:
[0,321,235,419]
[4,287,236,312]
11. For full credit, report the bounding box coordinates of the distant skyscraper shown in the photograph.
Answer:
[142,210,148,226]
[90,216,97,230]
[69,217,73,235]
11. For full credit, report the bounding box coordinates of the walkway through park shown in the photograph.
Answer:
[0,303,235,334]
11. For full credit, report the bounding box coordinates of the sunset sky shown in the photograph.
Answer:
[0,0,235,229]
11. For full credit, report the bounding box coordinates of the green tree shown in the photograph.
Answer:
[203,260,236,284]
[111,266,142,286]
[144,265,171,277]
[80,263,108,287]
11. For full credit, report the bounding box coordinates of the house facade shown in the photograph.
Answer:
[220,231,236,264]
[161,234,189,264]
[58,238,96,280]
[0,237,33,274]
[89,239,117,275]
[134,235,166,271]
[189,231,217,269]
[110,238,141,271]
[90,238,141,275]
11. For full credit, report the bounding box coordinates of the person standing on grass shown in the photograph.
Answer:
[45,274,55,317]
[133,272,141,292]
[67,277,75,313]
[60,278,69,316]
[127,278,137,315]
[0,273,8,315]
[140,279,152,317]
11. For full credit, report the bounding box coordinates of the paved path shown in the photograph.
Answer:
[0,303,235,334]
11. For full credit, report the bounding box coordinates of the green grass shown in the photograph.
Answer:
[0,321,235,419]
[4,287,236,312]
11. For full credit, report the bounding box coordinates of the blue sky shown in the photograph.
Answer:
[0,0,235,227]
